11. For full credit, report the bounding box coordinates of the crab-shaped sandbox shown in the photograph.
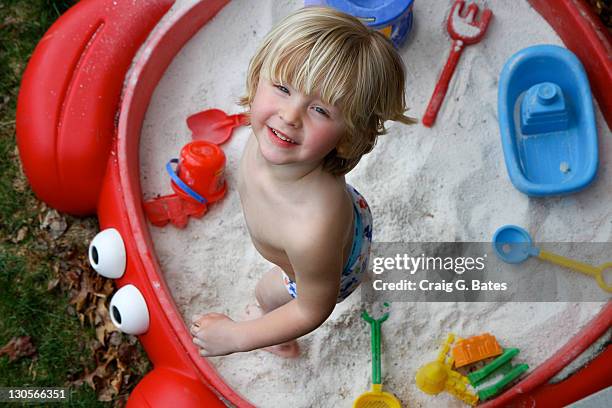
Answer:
[15,0,611,406]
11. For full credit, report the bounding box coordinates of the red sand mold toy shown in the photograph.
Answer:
[170,141,227,206]
[144,140,227,228]
[15,0,612,406]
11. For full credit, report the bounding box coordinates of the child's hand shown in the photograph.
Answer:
[190,313,240,357]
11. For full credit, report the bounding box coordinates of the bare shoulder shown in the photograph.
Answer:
[286,178,352,257]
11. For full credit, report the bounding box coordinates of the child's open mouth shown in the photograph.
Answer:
[267,126,298,147]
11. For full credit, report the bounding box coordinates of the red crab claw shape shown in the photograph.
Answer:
[16,0,173,215]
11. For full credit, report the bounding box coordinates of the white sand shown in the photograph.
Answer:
[140,1,611,406]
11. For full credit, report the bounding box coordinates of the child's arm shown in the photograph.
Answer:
[191,220,345,356]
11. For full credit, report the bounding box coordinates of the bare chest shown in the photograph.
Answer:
[237,159,296,272]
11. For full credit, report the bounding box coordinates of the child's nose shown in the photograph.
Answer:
[279,105,302,128]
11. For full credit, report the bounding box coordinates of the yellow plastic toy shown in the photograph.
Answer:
[354,311,402,408]
[415,334,478,406]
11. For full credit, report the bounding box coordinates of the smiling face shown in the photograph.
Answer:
[250,77,346,168]
[240,7,413,175]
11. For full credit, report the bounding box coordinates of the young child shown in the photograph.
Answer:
[191,7,414,357]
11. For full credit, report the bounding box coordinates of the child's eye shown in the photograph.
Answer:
[275,84,290,94]
[313,106,329,117]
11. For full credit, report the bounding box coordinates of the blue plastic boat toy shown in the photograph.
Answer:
[304,0,414,48]
[498,45,598,196]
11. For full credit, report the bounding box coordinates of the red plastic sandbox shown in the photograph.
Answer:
[15,0,612,406]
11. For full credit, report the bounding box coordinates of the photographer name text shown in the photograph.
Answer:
[370,254,508,293]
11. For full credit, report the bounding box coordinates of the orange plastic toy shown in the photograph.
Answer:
[452,333,503,368]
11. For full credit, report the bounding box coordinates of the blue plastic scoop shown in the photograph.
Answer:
[492,225,538,263]
[493,225,612,293]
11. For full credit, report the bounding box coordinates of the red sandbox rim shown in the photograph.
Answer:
[115,0,611,406]
[528,0,612,130]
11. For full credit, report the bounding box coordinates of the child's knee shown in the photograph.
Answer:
[254,276,275,309]
[254,282,266,307]
[254,268,292,311]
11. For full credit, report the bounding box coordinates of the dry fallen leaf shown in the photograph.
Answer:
[0,336,37,362]
[96,326,106,346]
[98,370,123,402]
[11,226,28,243]
[71,270,94,312]
[108,331,122,347]
[98,386,115,402]
[47,278,60,291]
[65,270,81,289]
[40,209,68,240]
[82,364,108,391]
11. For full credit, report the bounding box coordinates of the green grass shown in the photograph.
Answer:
[0,2,139,406]
[0,251,102,405]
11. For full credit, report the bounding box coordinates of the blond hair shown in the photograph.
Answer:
[239,7,416,175]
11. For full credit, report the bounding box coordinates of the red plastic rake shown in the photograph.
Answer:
[422,1,492,127]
